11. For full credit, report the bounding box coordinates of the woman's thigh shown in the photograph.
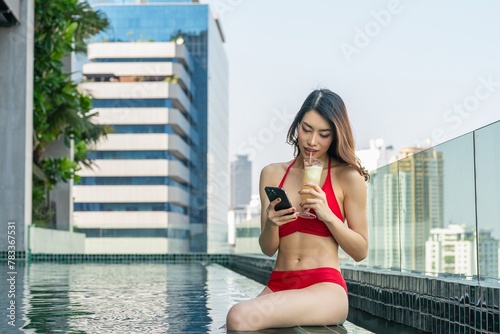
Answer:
[227,283,348,331]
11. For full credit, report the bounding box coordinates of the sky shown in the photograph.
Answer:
[200,0,500,196]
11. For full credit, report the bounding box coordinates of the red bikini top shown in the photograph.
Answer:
[278,158,344,238]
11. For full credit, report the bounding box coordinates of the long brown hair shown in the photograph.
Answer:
[286,89,369,181]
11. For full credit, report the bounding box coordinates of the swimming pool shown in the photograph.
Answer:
[0,262,372,333]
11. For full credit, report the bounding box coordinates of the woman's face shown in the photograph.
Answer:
[297,110,333,161]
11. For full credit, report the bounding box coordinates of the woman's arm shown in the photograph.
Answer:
[258,165,280,256]
[258,164,298,257]
[331,168,368,262]
[306,167,367,262]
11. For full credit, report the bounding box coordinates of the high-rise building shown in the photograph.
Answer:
[426,225,476,276]
[477,229,499,279]
[426,224,498,278]
[398,147,444,272]
[366,167,400,269]
[74,0,228,253]
[230,155,252,208]
[366,147,444,272]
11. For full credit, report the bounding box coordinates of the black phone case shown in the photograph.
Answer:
[264,186,293,211]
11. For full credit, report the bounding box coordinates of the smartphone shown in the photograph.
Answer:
[264,186,293,211]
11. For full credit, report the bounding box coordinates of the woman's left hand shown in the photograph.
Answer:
[298,182,333,222]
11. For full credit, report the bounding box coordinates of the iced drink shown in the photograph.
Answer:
[301,164,323,200]
[298,158,324,219]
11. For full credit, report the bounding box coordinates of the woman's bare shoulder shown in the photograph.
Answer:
[260,160,295,184]
[334,163,366,191]
[331,161,365,184]
[261,161,293,175]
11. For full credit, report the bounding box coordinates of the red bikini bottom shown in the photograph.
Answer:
[267,267,348,294]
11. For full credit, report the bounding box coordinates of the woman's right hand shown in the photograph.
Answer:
[266,198,298,226]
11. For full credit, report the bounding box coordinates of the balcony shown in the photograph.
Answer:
[79,81,192,115]
[94,133,190,162]
[92,107,190,142]
[73,185,189,207]
[87,42,193,72]
[77,159,189,184]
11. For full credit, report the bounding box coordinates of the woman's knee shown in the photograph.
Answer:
[227,302,269,331]
[226,303,248,331]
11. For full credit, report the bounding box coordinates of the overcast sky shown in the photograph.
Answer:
[201,0,500,196]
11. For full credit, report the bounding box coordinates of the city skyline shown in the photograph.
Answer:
[201,0,500,195]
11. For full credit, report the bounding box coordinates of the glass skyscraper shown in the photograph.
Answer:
[74,0,228,253]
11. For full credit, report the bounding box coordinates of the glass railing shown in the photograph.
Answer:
[231,120,500,282]
[355,120,500,283]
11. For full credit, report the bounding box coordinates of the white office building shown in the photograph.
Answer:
[426,224,499,278]
[73,1,228,254]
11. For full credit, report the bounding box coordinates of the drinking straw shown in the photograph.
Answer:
[309,151,312,163]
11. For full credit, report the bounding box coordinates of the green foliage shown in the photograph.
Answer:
[32,178,56,228]
[33,0,110,226]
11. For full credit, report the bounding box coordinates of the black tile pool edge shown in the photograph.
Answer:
[3,252,499,333]
[342,267,500,334]
[0,252,230,264]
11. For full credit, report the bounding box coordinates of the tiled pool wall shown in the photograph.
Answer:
[343,267,500,334]
[3,252,499,333]
[1,251,231,264]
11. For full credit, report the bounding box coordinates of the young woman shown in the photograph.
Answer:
[226,89,369,331]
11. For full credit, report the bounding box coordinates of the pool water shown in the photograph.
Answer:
[0,262,372,333]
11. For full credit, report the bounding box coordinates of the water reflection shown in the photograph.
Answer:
[164,263,210,333]
[0,262,365,333]
[0,262,223,333]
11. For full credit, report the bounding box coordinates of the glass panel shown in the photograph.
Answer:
[366,163,400,270]
[399,134,477,276]
[398,151,432,274]
[474,121,500,281]
[398,134,476,277]
[433,134,476,278]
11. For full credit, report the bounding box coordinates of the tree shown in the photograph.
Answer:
[33,0,110,227]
